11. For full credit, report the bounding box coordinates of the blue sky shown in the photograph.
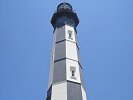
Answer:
[0,0,133,100]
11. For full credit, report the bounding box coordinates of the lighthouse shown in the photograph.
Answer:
[46,2,87,100]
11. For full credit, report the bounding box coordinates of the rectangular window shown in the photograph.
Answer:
[70,66,76,79]
[68,30,73,40]
[72,70,75,77]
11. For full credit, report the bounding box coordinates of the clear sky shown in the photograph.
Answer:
[0,0,133,100]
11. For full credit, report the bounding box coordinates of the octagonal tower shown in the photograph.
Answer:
[46,2,87,100]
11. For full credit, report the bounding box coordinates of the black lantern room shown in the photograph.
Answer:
[51,3,79,29]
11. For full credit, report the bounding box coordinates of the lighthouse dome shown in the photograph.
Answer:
[57,3,73,11]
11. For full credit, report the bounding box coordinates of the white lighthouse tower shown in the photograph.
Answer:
[46,2,87,100]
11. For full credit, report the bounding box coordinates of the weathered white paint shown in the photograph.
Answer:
[48,24,87,99]
[66,40,78,60]
[49,25,81,87]
[65,25,77,42]
[81,85,87,100]
[66,59,81,83]
[51,82,67,100]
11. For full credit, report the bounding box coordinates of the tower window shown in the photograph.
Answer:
[70,66,76,79]
[72,70,75,77]
[68,30,73,39]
